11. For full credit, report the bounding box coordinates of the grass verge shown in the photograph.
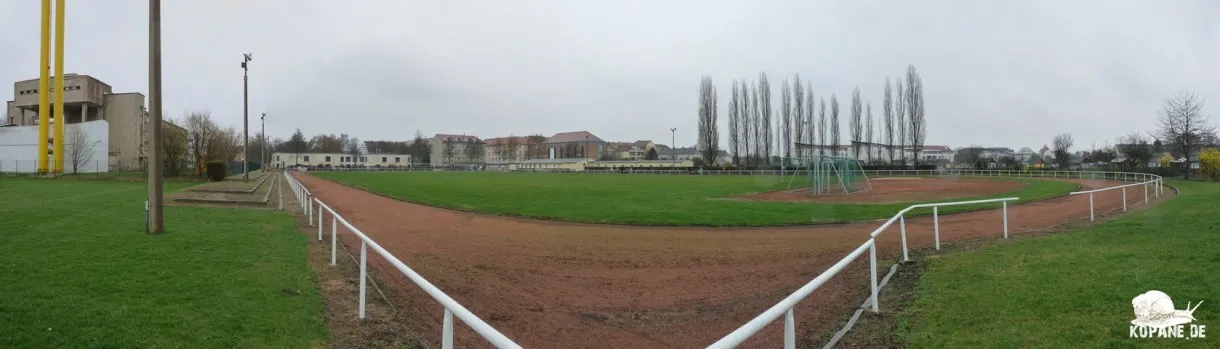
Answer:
[900,180,1216,348]
[0,179,327,348]
[312,171,1077,226]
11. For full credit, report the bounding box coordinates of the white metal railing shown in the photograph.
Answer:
[707,197,1018,349]
[1069,177,1163,222]
[282,168,1166,348]
[282,171,523,349]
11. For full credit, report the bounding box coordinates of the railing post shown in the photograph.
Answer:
[308,196,314,223]
[899,215,909,262]
[1144,183,1149,204]
[1003,201,1009,239]
[869,239,879,313]
[1089,192,1095,222]
[443,309,454,349]
[1122,187,1127,212]
[359,240,367,319]
[784,308,795,349]
[317,207,323,241]
[331,216,338,265]
[933,206,940,250]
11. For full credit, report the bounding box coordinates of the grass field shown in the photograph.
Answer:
[900,181,1216,348]
[313,172,1078,226]
[0,179,326,348]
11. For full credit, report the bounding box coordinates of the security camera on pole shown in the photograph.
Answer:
[241,53,253,182]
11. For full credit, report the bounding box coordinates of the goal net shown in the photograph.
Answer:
[780,154,872,195]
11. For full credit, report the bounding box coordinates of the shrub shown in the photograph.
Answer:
[1200,148,1220,181]
[205,161,227,182]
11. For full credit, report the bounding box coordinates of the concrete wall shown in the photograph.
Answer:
[103,93,146,170]
[0,120,109,173]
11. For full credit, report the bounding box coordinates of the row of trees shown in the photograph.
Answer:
[698,66,928,169]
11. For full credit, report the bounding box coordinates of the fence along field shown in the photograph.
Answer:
[287,169,1166,348]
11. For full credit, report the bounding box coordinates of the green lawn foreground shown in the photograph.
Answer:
[900,180,1218,348]
[313,172,1076,226]
[0,179,326,348]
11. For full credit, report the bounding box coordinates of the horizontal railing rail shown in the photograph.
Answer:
[282,172,523,349]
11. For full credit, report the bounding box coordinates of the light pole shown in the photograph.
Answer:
[585,135,589,160]
[147,0,164,233]
[261,113,266,171]
[670,128,676,167]
[241,53,253,182]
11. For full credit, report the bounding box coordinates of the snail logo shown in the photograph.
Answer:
[1129,290,1207,339]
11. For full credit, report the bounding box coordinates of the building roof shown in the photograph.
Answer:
[434,134,481,142]
[484,136,529,146]
[923,145,953,152]
[545,131,604,144]
[631,140,653,148]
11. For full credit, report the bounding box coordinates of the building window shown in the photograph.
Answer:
[304,156,310,162]
[275,155,280,161]
[382,157,387,163]
[360,157,366,162]
[394,157,400,163]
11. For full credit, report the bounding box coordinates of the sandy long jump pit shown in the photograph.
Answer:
[292,174,1168,349]
[741,177,1028,204]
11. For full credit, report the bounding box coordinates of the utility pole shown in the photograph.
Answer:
[241,53,252,182]
[670,128,676,168]
[147,0,164,233]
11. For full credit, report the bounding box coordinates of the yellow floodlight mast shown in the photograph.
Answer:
[36,0,51,174]
[52,0,66,173]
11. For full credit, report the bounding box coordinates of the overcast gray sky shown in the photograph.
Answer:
[3,0,1218,150]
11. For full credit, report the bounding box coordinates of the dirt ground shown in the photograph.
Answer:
[291,174,1171,349]
[740,177,1028,204]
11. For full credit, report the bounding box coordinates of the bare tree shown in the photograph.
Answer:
[1052,133,1074,170]
[780,80,792,158]
[345,137,362,166]
[955,146,985,169]
[442,138,457,165]
[806,83,815,158]
[1117,133,1153,170]
[184,110,220,176]
[756,72,766,164]
[464,138,484,164]
[895,81,907,165]
[505,135,523,161]
[744,82,754,167]
[697,76,720,167]
[865,102,874,163]
[65,126,97,173]
[792,75,805,156]
[830,94,841,154]
[1156,90,1216,177]
[883,78,895,164]
[728,80,740,166]
[818,98,827,155]
[906,65,927,165]
[850,87,863,160]
[163,118,190,176]
[746,82,756,167]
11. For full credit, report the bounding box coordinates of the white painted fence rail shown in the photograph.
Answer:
[1069,176,1163,222]
[282,171,523,349]
[707,197,1018,349]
